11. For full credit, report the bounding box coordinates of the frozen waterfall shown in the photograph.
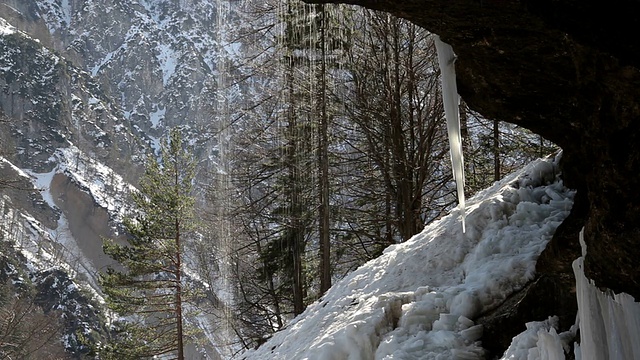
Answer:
[572,229,640,360]
[435,36,466,233]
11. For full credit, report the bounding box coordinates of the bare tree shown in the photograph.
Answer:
[0,271,68,360]
[333,11,454,272]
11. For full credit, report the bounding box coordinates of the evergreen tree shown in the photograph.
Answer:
[99,128,196,360]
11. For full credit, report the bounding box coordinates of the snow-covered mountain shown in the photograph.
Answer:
[0,0,241,357]
[37,0,222,133]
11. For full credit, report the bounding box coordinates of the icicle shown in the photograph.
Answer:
[435,35,466,233]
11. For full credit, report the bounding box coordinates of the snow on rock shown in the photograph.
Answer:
[0,17,15,35]
[156,42,180,86]
[435,35,466,233]
[244,155,574,360]
[149,105,166,128]
[55,146,137,223]
[37,0,73,33]
[24,168,58,209]
[573,229,640,360]
[1,156,31,179]
[16,148,135,292]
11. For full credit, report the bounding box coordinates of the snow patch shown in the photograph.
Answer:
[24,168,57,209]
[91,46,123,77]
[1,157,31,179]
[60,0,72,27]
[54,146,136,222]
[156,42,179,86]
[0,17,16,35]
[36,0,72,33]
[149,135,162,154]
[149,105,166,128]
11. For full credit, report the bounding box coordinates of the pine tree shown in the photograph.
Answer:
[99,128,195,360]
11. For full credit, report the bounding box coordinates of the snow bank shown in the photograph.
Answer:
[244,155,574,359]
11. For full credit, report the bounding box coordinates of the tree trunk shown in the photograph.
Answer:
[317,4,332,295]
[492,119,500,182]
[175,218,184,360]
[286,51,305,316]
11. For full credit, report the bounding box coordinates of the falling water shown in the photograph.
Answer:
[214,0,234,355]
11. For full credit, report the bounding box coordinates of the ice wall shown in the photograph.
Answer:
[573,229,640,359]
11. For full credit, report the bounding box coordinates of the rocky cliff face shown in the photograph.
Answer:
[40,0,219,131]
[0,17,141,177]
[0,0,240,266]
[0,0,240,356]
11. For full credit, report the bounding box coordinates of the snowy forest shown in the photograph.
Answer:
[1,0,638,359]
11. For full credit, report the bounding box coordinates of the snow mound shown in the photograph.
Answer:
[244,155,574,359]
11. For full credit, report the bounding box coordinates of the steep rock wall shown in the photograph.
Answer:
[50,172,119,272]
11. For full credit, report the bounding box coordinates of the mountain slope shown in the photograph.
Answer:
[0,3,234,355]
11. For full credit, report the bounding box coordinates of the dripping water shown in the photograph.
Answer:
[214,0,234,355]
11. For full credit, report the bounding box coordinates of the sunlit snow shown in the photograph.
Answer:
[19,149,133,294]
[244,155,574,359]
[91,42,126,77]
[499,316,574,360]
[24,167,57,207]
[0,17,15,35]
[60,0,72,27]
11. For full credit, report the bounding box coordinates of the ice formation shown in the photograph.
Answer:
[435,36,466,232]
[499,316,569,360]
[573,229,640,360]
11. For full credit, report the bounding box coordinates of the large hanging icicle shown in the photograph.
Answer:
[435,35,466,233]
